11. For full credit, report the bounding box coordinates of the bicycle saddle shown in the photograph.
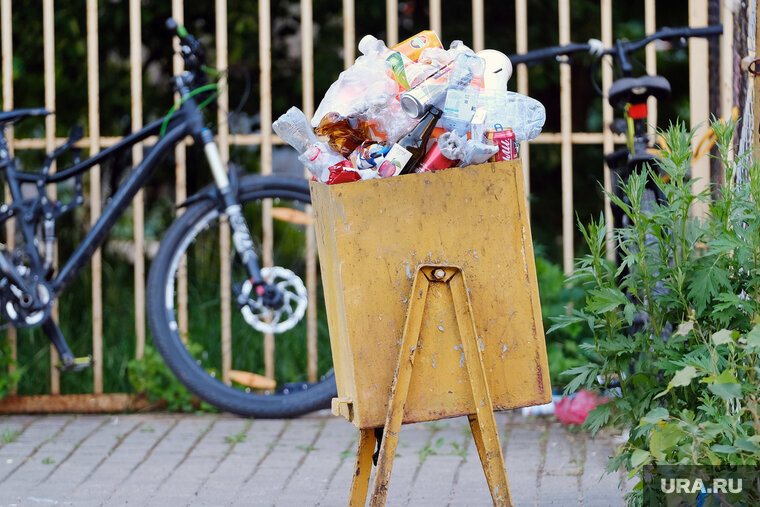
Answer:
[608,75,671,109]
[0,108,51,127]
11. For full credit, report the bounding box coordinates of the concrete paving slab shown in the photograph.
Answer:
[0,412,628,506]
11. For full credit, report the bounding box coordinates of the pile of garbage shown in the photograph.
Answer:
[274,30,546,184]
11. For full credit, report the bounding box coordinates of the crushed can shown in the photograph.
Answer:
[486,127,517,162]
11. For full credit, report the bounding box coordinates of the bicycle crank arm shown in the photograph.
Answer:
[42,317,92,372]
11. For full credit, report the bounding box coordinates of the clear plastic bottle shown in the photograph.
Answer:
[439,53,485,133]
[273,107,347,182]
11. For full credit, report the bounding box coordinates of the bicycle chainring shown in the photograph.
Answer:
[238,266,308,334]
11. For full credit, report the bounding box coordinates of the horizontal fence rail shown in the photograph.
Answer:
[0,0,754,412]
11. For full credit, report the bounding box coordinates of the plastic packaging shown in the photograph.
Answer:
[312,52,416,145]
[440,53,485,133]
[358,35,413,90]
[391,30,443,61]
[273,107,348,182]
[479,91,546,143]
[437,130,498,167]
[273,106,320,153]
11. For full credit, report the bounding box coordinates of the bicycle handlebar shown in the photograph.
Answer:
[166,18,206,73]
[509,24,723,67]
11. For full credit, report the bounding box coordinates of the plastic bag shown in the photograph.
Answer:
[312,53,416,144]
[480,91,546,143]
[437,130,498,167]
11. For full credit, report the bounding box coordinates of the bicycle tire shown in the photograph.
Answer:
[146,174,336,418]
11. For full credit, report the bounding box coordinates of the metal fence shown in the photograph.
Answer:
[0,0,755,411]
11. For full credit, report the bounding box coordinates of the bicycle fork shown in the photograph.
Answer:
[200,129,274,303]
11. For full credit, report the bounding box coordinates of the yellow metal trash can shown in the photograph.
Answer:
[310,160,551,506]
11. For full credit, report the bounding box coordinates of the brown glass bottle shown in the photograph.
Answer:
[395,105,442,174]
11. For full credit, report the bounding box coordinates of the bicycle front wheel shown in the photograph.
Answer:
[147,174,336,418]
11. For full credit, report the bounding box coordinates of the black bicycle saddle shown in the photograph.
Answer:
[608,75,671,109]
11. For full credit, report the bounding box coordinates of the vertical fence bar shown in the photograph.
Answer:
[216,0,232,385]
[259,0,275,380]
[87,0,103,393]
[515,0,530,210]
[172,0,188,342]
[430,0,441,37]
[343,0,355,69]
[43,0,59,393]
[129,0,146,359]
[601,0,614,261]
[559,0,573,274]
[386,0,398,46]
[472,0,484,52]
[1,0,16,392]
[719,0,733,128]
[645,0,657,139]
[688,0,710,218]
[301,0,318,383]
[755,0,760,159]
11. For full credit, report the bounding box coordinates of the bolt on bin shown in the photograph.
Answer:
[310,160,551,507]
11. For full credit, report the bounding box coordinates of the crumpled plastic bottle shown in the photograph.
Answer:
[273,107,347,182]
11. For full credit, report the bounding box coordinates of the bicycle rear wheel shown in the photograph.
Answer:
[146,174,336,418]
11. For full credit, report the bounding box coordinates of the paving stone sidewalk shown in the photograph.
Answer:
[0,411,629,506]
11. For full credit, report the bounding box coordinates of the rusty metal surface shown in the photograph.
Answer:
[311,161,551,429]
[0,394,154,414]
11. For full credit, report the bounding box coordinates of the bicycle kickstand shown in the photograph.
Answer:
[42,317,93,372]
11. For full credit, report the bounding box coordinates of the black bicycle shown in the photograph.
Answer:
[509,24,723,263]
[0,20,335,418]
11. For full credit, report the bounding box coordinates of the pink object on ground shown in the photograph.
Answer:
[554,390,611,426]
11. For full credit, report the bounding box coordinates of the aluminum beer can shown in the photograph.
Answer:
[486,127,517,162]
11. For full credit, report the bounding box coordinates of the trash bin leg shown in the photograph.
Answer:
[451,271,513,507]
[368,268,431,507]
[349,428,376,507]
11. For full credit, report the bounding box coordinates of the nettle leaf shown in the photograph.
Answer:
[707,382,742,400]
[640,407,669,425]
[735,438,760,453]
[673,320,695,337]
[711,329,738,346]
[711,444,738,454]
[655,365,698,399]
[630,449,651,469]
[650,422,684,461]
[746,325,760,351]
[586,287,629,314]
[701,369,739,385]
[562,363,599,395]
[669,365,698,388]
[688,256,731,314]
[583,402,612,436]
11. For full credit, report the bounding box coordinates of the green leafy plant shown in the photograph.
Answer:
[225,432,247,444]
[536,256,589,388]
[1,427,20,444]
[127,343,216,413]
[0,339,22,399]
[552,119,760,505]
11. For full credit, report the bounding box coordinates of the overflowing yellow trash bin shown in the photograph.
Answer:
[311,160,551,506]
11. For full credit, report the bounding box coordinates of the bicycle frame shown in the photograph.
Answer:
[1,113,192,299]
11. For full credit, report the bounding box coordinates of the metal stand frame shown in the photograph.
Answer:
[348,265,513,507]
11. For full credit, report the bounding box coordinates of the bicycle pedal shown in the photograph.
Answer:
[57,355,93,373]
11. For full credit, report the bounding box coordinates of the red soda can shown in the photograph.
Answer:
[416,142,456,173]
[486,127,517,162]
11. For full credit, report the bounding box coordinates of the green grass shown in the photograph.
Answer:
[1,428,20,444]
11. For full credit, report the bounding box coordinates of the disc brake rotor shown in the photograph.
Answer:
[239,266,308,334]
